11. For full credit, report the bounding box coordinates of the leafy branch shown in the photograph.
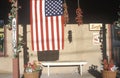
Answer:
[6,0,18,30]
[13,34,25,58]
[114,5,120,27]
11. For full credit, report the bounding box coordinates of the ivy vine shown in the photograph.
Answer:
[6,0,18,30]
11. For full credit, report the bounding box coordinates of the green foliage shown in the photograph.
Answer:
[13,34,25,58]
[114,5,120,27]
[6,0,18,30]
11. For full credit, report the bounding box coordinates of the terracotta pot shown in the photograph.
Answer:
[102,70,117,78]
[24,72,40,78]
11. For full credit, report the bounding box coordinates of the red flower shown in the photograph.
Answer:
[24,61,43,73]
[103,59,115,71]
[103,59,108,70]
[8,0,12,3]
[24,64,27,68]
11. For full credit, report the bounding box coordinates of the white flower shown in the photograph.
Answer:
[111,65,118,71]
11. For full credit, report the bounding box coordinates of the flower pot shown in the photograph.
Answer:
[24,72,39,78]
[102,70,117,78]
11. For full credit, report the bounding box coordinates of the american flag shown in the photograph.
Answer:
[30,0,64,51]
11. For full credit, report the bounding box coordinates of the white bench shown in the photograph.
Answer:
[41,61,87,76]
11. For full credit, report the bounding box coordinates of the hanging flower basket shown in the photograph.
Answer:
[102,70,117,78]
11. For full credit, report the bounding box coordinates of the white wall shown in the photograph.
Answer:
[0,24,109,74]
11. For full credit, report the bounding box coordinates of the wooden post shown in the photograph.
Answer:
[12,0,20,78]
[13,58,20,78]
[102,24,107,59]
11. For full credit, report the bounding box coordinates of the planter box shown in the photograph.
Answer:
[102,70,117,78]
[24,72,39,78]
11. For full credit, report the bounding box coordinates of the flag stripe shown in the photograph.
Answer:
[62,16,64,49]
[35,0,39,51]
[37,0,42,50]
[56,17,60,49]
[30,0,64,51]
[46,18,49,50]
[51,17,55,50]
[40,0,44,50]
[54,17,58,50]
[36,1,41,50]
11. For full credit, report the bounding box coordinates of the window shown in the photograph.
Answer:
[114,25,120,41]
[0,20,6,56]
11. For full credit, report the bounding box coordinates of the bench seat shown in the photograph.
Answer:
[40,61,87,76]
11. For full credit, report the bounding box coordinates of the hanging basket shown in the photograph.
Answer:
[102,70,117,78]
[24,71,40,78]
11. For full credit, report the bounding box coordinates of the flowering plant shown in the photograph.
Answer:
[24,61,43,73]
[102,59,118,71]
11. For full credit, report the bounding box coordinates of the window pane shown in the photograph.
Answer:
[0,20,5,56]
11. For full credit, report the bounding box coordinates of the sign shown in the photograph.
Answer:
[89,23,102,31]
[93,33,100,45]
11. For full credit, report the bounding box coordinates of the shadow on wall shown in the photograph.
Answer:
[88,64,102,78]
[37,50,59,61]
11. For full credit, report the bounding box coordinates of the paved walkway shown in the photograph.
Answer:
[0,72,97,78]
[0,65,102,78]
[41,73,96,78]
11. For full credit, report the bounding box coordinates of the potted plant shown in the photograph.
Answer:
[102,59,118,78]
[24,60,43,78]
